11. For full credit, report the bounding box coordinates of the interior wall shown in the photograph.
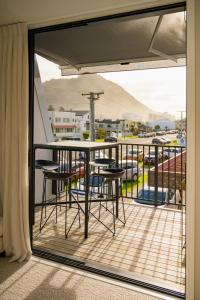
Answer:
[186,0,199,299]
[194,0,200,296]
[34,83,53,204]
[0,0,184,28]
[1,0,191,297]
[189,0,200,299]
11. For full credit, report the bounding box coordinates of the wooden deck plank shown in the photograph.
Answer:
[33,201,185,293]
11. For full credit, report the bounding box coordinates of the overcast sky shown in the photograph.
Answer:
[37,55,186,119]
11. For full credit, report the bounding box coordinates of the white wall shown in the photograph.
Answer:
[0,0,184,28]
[1,0,196,298]
[34,86,53,204]
[186,1,200,299]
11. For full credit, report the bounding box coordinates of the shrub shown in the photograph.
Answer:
[83,131,90,140]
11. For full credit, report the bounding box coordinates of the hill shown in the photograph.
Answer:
[43,74,160,121]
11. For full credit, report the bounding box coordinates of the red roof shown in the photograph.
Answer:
[158,151,186,173]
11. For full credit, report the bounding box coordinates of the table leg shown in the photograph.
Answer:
[85,150,90,238]
[115,145,119,218]
[69,151,72,208]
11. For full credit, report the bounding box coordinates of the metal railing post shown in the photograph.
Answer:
[154,146,158,207]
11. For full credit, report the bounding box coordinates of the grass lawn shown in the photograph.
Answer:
[119,135,138,140]
[167,139,179,146]
[122,174,148,196]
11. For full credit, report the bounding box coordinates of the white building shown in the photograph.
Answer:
[48,110,90,139]
[148,119,176,130]
[74,111,90,135]
[48,111,77,138]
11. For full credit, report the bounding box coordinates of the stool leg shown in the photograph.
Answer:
[78,206,81,228]
[65,201,68,237]
[121,197,126,225]
[40,177,46,232]
[111,182,116,236]
[120,179,126,224]
[44,178,47,218]
[55,180,58,224]
[98,197,102,219]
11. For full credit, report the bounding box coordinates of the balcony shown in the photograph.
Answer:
[32,143,186,296]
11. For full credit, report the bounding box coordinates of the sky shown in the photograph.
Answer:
[36,55,186,119]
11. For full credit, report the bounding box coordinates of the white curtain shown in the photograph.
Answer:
[0,23,32,261]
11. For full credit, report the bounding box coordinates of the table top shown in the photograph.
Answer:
[34,140,119,151]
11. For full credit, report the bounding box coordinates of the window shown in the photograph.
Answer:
[55,117,61,123]
[63,118,70,123]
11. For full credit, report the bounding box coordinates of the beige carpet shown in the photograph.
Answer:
[0,256,176,300]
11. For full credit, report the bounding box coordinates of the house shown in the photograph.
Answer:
[48,111,77,138]
[0,0,199,299]
[73,110,90,134]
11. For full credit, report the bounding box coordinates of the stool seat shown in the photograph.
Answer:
[98,168,125,179]
[35,160,59,171]
[44,170,78,180]
[90,158,115,167]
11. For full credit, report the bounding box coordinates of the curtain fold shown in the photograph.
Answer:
[0,23,32,261]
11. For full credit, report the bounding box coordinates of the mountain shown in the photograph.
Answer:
[43,74,161,121]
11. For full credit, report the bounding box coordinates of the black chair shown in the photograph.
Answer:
[97,168,126,235]
[66,175,104,237]
[35,159,78,232]
[68,168,126,237]
[35,160,60,171]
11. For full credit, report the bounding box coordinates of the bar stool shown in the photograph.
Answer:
[66,174,104,238]
[90,158,116,211]
[97,168,126,236]
[35,159,60,171]
[35,159,78,232]
[90,158,115,169]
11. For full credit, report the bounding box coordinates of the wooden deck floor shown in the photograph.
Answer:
[33,200,185,294]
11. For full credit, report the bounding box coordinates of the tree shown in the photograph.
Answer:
[154,124,161,131]
[83,131,90,140]
[48,104,55,111]
[59,106,65,111]
[129,122,139,135]
[96,128,106,139]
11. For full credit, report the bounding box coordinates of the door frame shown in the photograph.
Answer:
[28,2,187,298]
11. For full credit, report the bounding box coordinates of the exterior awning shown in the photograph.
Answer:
[35,6,186,75]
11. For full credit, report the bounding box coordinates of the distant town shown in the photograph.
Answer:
[48,106,186,141]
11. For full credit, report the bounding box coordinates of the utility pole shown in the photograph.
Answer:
[177,110,186,136]
[82,92,104,141]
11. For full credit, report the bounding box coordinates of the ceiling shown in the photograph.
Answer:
[34,7,186,74]
[0,0,184,28]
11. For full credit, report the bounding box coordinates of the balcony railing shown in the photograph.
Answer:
[33,142,186,295]
[49,143,186,209]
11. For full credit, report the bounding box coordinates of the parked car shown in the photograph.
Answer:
[104,137,118,142]
[152,137,167,145]
[163,147,182,159]
[60,161,85,179]
[156,131,164,136]
[138,132,147,138]
[79,150,109,161]
[160,136,171,144]
[123,148,143,162]
[135,186,180,206]
[145,132,156,137]
[144,150,162,164]
[119,160,142,181]
[61,136,81,141]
